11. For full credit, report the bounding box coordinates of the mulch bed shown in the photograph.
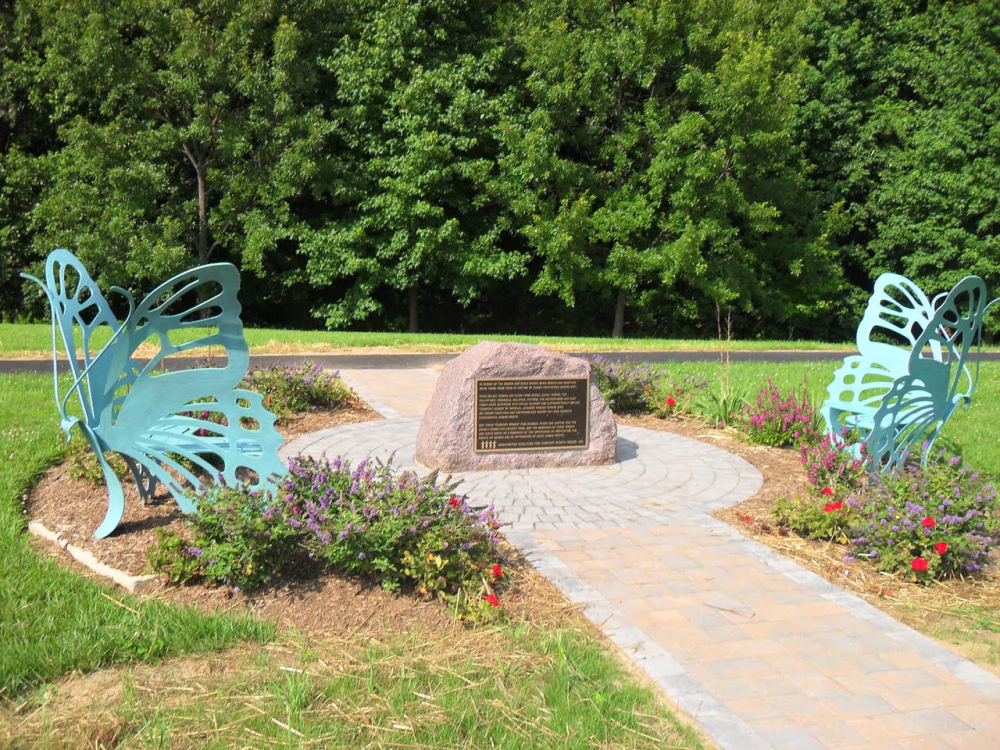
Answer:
[25,400,573,635]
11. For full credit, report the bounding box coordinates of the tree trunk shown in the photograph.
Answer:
[612,289,626,338]
[196,163,210,264]
[408,285,418,333]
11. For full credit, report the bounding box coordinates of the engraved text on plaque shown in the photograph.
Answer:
[474,377,589,452]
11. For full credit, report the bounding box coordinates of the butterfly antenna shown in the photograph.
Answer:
[20,272,70,421]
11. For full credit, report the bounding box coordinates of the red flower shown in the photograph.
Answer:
[934,542,948,555]
[484,594,500,607]
[823,501,843,512]
[492,564,503,578]
[921,517,936,528]
[449,497,460,506]
[820,487,834,496]
[666,396,677,407]
[911,557,929,572]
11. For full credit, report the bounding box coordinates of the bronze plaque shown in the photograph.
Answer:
[474,377,589,452]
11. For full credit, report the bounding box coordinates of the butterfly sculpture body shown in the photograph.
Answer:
[23,249,286,538]
[822,273,989,473]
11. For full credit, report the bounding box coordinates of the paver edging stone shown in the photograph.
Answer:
[28,520,160,594]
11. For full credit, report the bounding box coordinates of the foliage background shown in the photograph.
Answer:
[2,0,997,339]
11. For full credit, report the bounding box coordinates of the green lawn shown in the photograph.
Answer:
[0,374,275,696]
[0,322,853,357]
[36,628,705,750]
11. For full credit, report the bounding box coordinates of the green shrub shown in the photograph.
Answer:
[66,434,128,483]
[588,356,662,413]
[241,362,354,417]
[281,456,504,600]
[695,385,749,429]
[773,493,852,543]
[147,482,304,590]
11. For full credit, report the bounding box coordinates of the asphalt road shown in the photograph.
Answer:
[5,349,1000,374]
[0,349,911,374]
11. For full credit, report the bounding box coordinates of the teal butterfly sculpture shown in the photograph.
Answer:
[23,249,286,538]
[822,273,990,472]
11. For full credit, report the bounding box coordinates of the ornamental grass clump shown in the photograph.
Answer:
[848,452,1000,581]
[147,481,303,590]
[588,356,662,413]
[738,378,818,447]
[242,362,353,417]
[281,456,503,599]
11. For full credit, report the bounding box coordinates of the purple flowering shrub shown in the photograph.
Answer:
[588,356,662,412]
[738,379,819,447]
[774,451,1000,582]
[242,362,354,418]
[146,457,505,600]
[147,482,302,590]
[281,456,502,597]
[848,452,1000,580]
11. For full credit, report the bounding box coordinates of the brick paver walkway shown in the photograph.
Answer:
[281,369,1000,750]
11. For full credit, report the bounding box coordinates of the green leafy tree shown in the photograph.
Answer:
[0,4,58,319]
[21,0,338,296]
[497,0,833,338]
[798,0,1000,323]
[302,0,525,332]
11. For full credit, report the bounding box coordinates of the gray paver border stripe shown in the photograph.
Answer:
[506,529,773,750]
[688,514,1000,701]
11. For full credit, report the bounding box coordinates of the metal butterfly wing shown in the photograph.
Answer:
[23,249,286,538]
[822,273,987,472]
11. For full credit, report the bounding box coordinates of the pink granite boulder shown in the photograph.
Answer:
[415,341,617,472]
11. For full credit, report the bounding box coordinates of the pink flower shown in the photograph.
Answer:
[484,594,500,607]
[921,517,936,528]
[934,542,948,555]
[911,557,929,572]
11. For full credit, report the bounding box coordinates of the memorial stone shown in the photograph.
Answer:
[415,341,617,471]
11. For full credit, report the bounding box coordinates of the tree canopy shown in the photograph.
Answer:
[1,0,997,338]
